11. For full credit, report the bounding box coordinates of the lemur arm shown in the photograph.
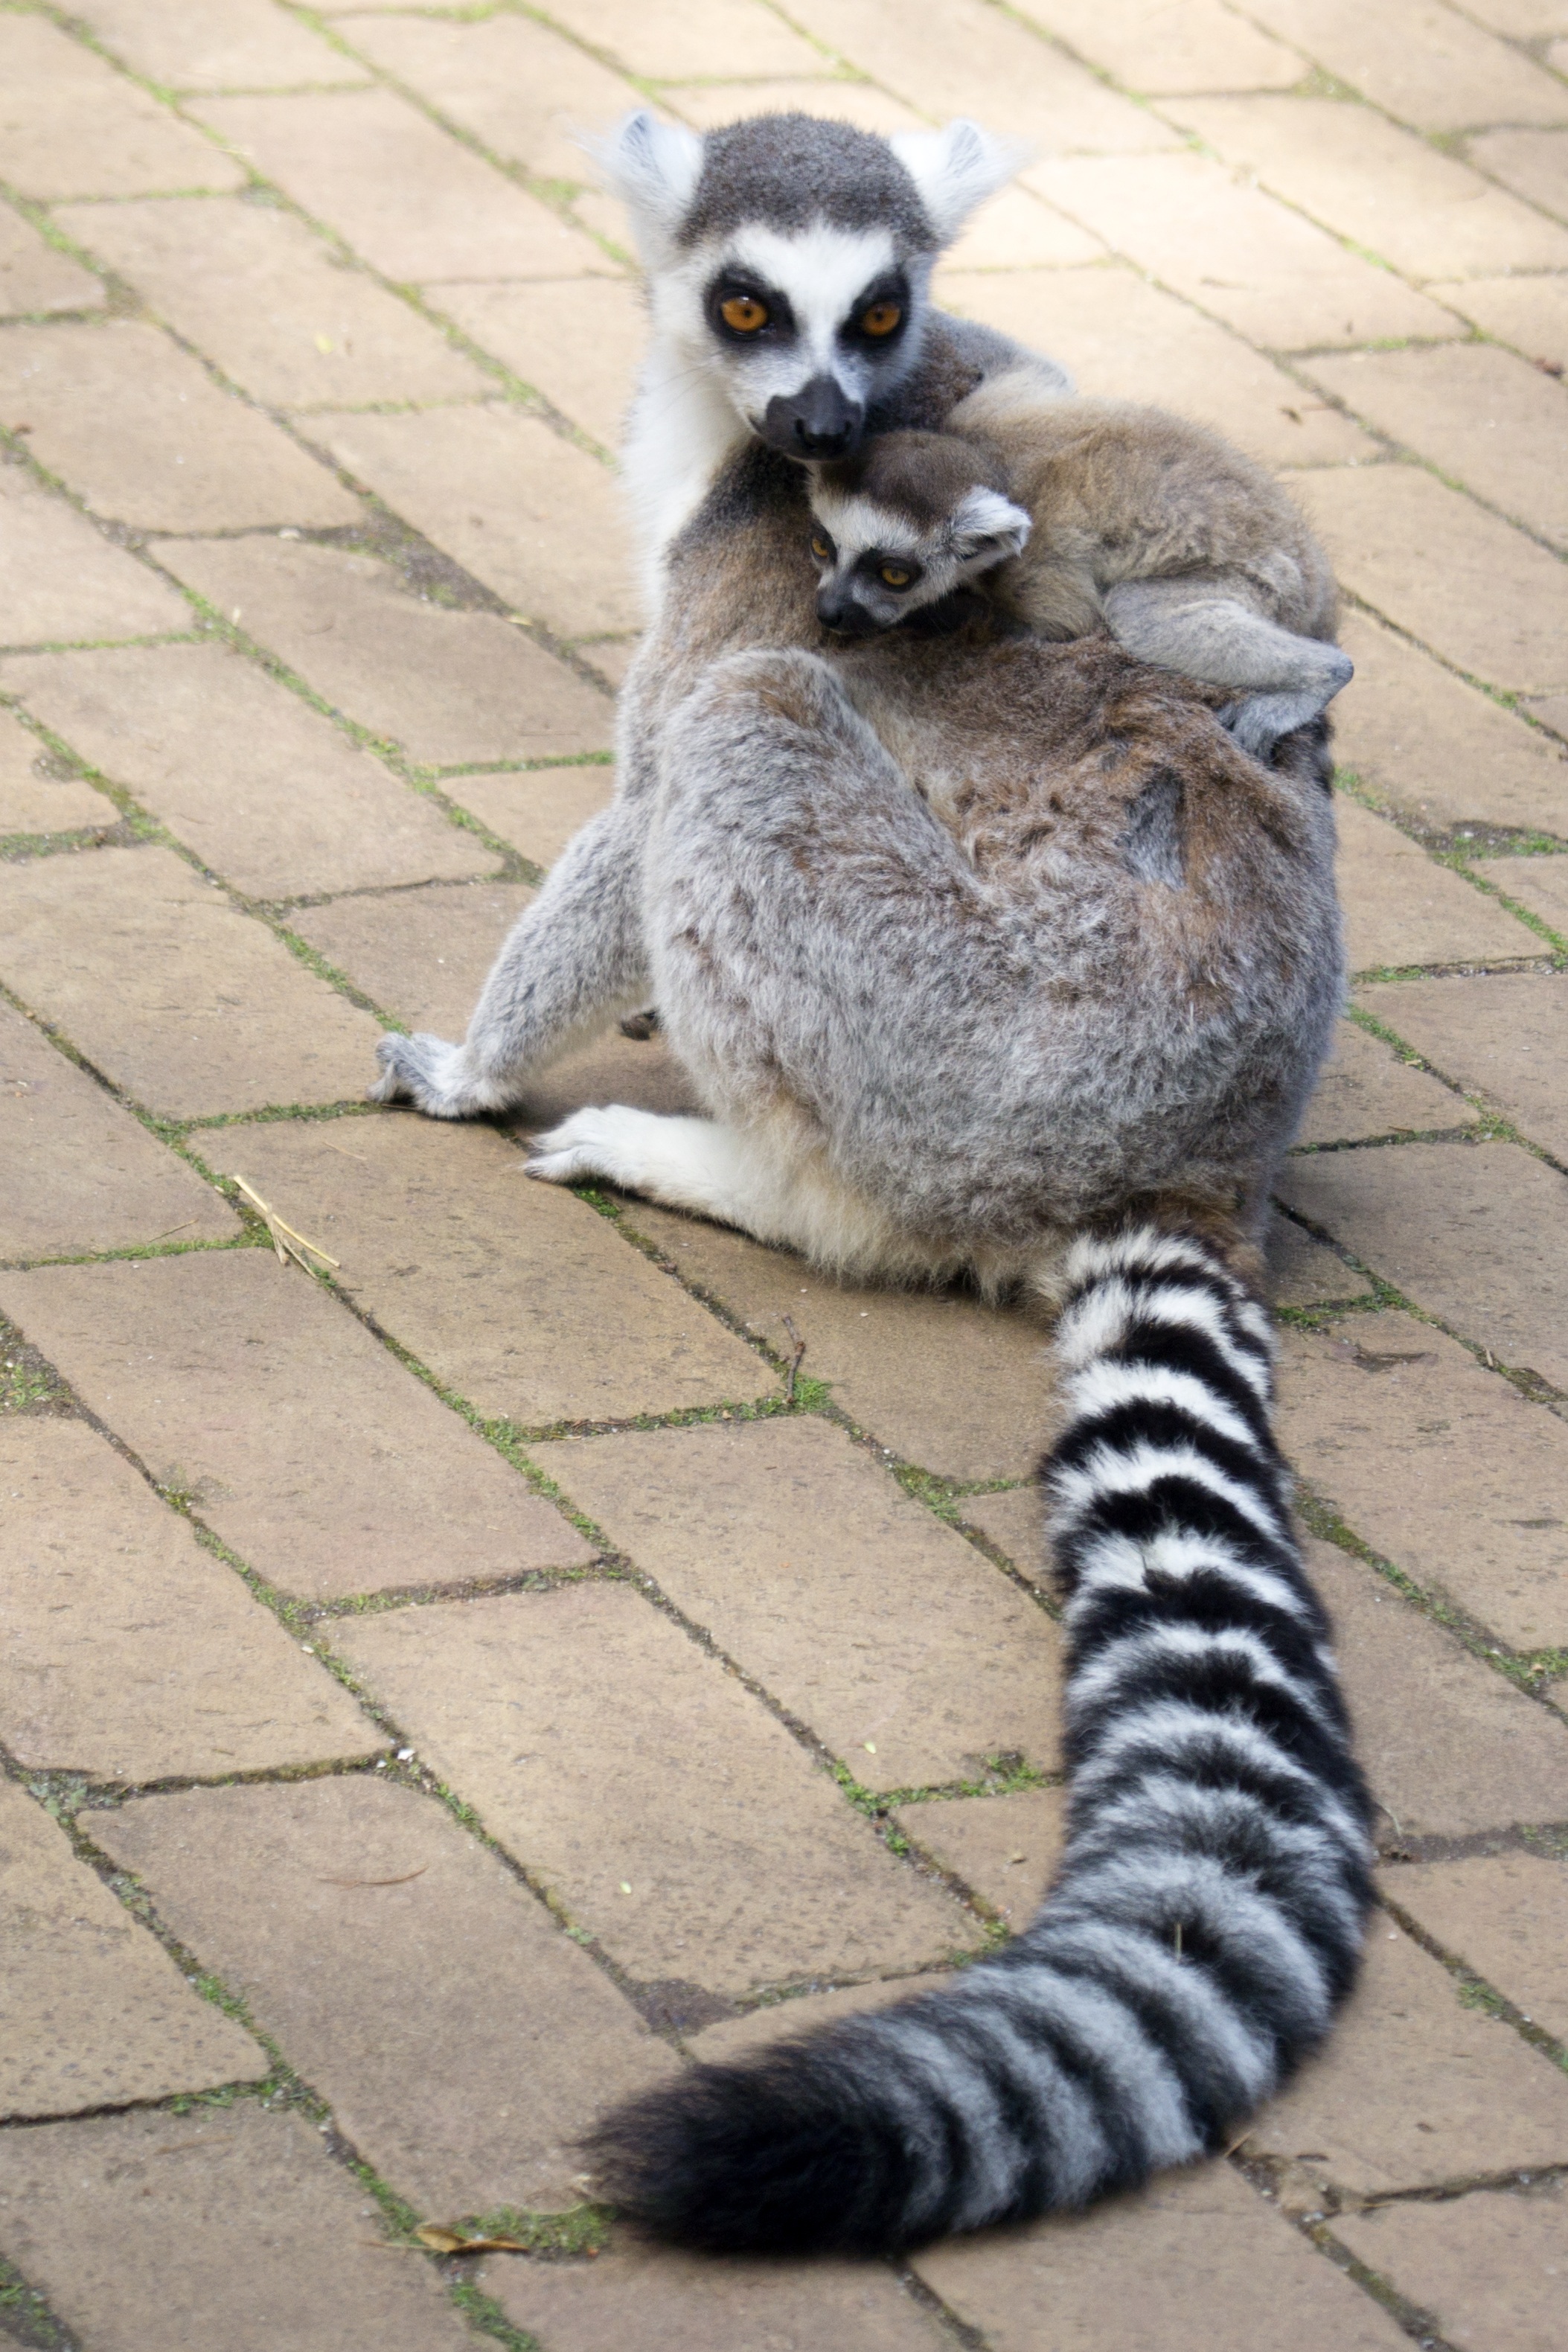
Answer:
[1101,579,1353,761]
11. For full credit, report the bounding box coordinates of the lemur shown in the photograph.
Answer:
[374,113,1370,2258]
[807,380,1354,759]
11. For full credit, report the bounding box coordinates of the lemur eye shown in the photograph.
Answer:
[810,534,833,561]
[720,294,769,333]
[879,563,914,588]
[861,301,902,337]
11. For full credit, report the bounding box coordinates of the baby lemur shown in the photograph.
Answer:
[807,370,1352,759]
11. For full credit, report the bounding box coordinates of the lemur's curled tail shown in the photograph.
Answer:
[589,1225,1374,2255]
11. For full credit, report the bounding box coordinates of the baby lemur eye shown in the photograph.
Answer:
[810,534,834,561]
[860,301,902,337]
[879,563,915,589]
[720,294,769,333]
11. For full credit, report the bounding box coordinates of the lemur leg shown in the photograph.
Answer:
[1102,579,1353,761]
[371,800,651,1117]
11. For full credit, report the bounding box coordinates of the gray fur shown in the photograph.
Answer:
[677,112,938,249]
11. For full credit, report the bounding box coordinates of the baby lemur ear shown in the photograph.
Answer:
[949,485,1033,566]
[889,120,1027,246]
[587,110,704,262]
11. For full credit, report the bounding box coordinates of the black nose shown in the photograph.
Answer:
[816,593,877,638]
[763,377,864,460]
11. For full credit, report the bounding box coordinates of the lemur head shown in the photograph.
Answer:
[807,431,1031,636]
[596,109,1020,460]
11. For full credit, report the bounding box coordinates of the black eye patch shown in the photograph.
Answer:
[706,273,797,343]
[839,272,912,351]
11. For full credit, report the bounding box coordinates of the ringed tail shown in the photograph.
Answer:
[587,1223,1374,2254]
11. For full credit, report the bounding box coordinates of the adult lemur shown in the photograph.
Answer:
[375,114,1370,2255]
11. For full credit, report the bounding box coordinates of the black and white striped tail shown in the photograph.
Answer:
[589,1225,1373,2254]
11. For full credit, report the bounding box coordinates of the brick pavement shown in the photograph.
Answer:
[0,1,1565,2345]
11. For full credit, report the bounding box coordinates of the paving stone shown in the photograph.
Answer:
[1264,1212,1377,1309]
[1293,1016,1474,1147]
[0,1779,263,2118]
[784,0,1180,154]
[0,2103,476,2351]
[56,196,483,410]
[1170,96,1568,281]
[531,1417,1063,1792]
[1359,973,1568,1161]
[1010,0,1305,93]
[1278,1312,1568,1650]
[959,1485,1049,1582]
[577,634,641,691]
[449,764,615,868]
[1294,465,1568,697]
[619,1199,1063,1480]
[488,2239,951,2352]
[1334,796,1540,970]
[668,80,926,137]
[1431,271,1568,374]
[517,1030,705,1131]
[1525,693,1568,745]
[339,9,648,186]
[0,459,190,648]
[0,204,100,318]
[1485,852,1568,932]
[1242,0,1568,131]
[71,0,363,90]
[1242,1913,1568,2193]
[96,1777,676,2215]
[337,1585,979,1995]
[944,188,1104,272]
[0,705,113,837]
[1331,609,1568,841]
[938,266,1375,467]
[918,2158,1411,2352]
[195,89,607,282]
[1394,1852,1568,2042]
[1457,0,1568,33]
[892,1789,1068,1924]
[1279,1140,1568,1394]
[203,1116,772,1424]
[4,644,490,898]
[0,844,382,1117]
[435,278,644,449]
[318,405,639,638]
[0,13,244,200]
[3,1249,592,1602]
[0,1000,235,1261]
[1302,1537,1568,1837]
[1025,153,1458,350]
[292,880,534,1032]
[0,322,357,533]
[154,539,612,766]
[1335,2184,1568,2352]
[1308,345,1568,551]
[1471,127,1568,226]
[0,1416,376,1778]
[688,1977,953,2063]
[541,0,828,79]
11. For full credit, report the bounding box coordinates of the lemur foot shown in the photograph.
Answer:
[370,1032,511,1119]
[1220,653,1353,762]
[525,1105,655,1187]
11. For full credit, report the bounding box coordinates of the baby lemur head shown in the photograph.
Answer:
[808,430,1031,636]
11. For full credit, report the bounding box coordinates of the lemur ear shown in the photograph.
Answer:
[950,487,1032,566]
[589,110,704,260]
[889,119,1025,246]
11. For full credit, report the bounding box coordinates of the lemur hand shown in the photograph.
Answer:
[369,1032,512,1119]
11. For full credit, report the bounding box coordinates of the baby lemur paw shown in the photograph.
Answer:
[370,1032,500,1119]
[525,1105,650,1188]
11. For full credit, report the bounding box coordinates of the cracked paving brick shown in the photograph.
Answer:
[195,88,608,283]
[1471,128,1568,229]
[942,188,1104,272]
[0,13,244,201]
[1337,2184,1568,2352]
[1485,851,1568,933]
[95,1776,677,2217]
[1,1250,593,1602]
[0,459,189,648]
[892,1788,1069,1926]
[940,266,1374,468]
[1242,0,1568,131]
[56,196,484,411]
[435,278,645,452]
[1011,0,1305,93]
[959,1486,1049,1582]
[1331,610,1568,842]
[1279,1140,1568,1395]
[1244,1915,1568,2196]
[0,1780,263,2118]
[0,844,383,1117]
[71,0,365,92]
[531,1416,1063,1792]
[689,1977,956,2064]
[203,1115,772,1425]
[0,703,114,838]
[1358,973,1568,1164]
[0,2104,476,2352]
[542,0,824,79]
[918,2158,1410,2352]
[337,1584,981,1996]
[0,999,237,1260]
[1334,798,1540,971]
[619,1198,1063,1480]
[1264,1212,1376,1311]
[0,322,359,534]
[1393,1851,1568,2044]
[1292,1017,1474,1148]
[449,764,615,869]
[669,80,925,137]
[0,203,100,319]
[0,1417,377,1779]
[4,643,493,898]
[1431,271,1568,376]
[1279,1311,1568,1650]
[156,538,612,767]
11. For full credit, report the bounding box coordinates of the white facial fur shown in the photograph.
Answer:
[810,479,1031,631]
